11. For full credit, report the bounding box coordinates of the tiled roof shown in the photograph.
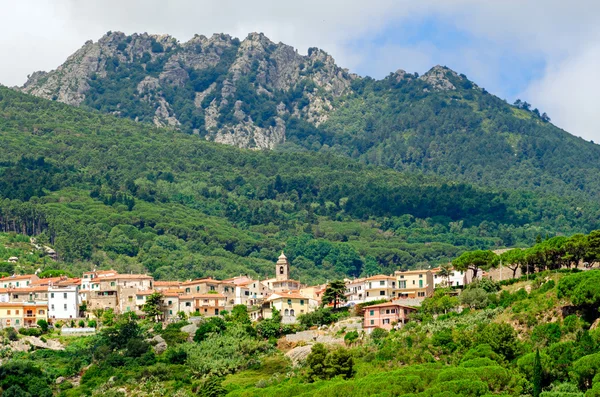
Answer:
[365,275,395,281]
[0,274,37,281]
[364,301,418,309]
[179,293,226,299]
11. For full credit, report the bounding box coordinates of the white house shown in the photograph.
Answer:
[432,267,465,288]
[49,285,80,320]
[345,278,366,305]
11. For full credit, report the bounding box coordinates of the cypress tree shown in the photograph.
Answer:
[533,349,542,397]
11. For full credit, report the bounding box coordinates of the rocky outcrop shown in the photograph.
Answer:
[419,65,457,91]
[18,31,352,149]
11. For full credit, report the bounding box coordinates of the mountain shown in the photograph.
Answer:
[1,86,598,283]
[19,32,600,202]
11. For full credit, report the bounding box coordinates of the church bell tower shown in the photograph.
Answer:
[276,252,290,281]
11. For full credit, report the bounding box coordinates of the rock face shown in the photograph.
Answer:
[285,345,313,366]
[20,31,354,150]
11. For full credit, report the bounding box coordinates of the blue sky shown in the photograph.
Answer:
[1,0,599,142]
[349,15,546,101]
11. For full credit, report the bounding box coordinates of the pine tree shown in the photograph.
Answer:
[533,349,542,397]
[322,280,347,309]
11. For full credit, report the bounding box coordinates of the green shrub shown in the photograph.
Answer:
[36,320,48,333]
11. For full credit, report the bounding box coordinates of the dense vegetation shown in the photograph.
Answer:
[1,86,600,282]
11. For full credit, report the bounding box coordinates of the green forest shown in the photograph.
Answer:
[1,86,599,282]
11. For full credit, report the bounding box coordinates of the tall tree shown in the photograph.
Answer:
[452,250,499,279]
[142,292,164,322]
[500,249,524,279]
[322,280,347,309]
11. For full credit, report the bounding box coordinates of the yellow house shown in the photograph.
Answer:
[395,270,434,299]
[0,302,48,328]
[264,291,316,324]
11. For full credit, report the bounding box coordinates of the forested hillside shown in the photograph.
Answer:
[1,86,598,281]
[19,31,600,201]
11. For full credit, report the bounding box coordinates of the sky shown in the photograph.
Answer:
[0,0,599,142]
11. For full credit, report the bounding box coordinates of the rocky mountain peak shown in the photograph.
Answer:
[419,65,458,90]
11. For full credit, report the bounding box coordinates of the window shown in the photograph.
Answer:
[287,299,292,305]
[366,292,370,297]
[391,309,396,313]
[15,310,19,315]
[280,266,284,274]
[419,280,423,288]
[399,281,406,289]
[16,282,19,287]
[284,309,289,316]
[51,305,54,310]
[185,302,191,307]
[290,309,295,316]
[15,319,19,325]
[110,282,115,287]
[185,288,190,293]
[379,280,385,286]
[412,280,415,285]
[168,300,172,305]
[370,320,374,325]
[369,310,374,316]
[63,293,67,299]
[210,286,215,291]
[399,275,404,279]
[385,309,390,314]
[300,300,304,306]
[169,310,172,315]
[418,292,425,297]
[50,293,54,298]
[39,310,45,315]
[419,274,423,278]
[379,291,385,296]
[215,309,219,315]
[63,304,67,309]
[383,319,390,325]
[196,286,200,292]
[7,310,10,315]
[244,291,249,296]
[128,296,133,302]
[126,307,130,312]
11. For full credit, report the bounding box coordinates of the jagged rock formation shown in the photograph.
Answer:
[20,31,467,150]
[20,31,356,150]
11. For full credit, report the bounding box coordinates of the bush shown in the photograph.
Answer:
[78,320,86,328]
[370,328,389,342]
[88,320,97,328]
[344,330,359,346]
[5,327,18,341]
[36,320,48,333]
[18,327,42,337]
[460,288,489,309]
[125,338,149,358]
[194,317,227,343]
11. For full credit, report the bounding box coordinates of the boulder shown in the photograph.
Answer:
[55,376,65,384]
[154,341,168,354]
[180,323,198,338]
[285,345,313,366]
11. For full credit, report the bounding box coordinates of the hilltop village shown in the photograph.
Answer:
[0,251,519,332]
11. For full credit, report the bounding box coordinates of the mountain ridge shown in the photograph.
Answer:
[16,31,600,202]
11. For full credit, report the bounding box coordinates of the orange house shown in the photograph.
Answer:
[363,301,417,332]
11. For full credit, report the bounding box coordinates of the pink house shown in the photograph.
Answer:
[363,301,417,332]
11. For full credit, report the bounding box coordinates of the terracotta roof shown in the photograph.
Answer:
[272,278,301,284]
[100,274,153,281]
[365,275,396,281]
[0,274,37,282]
[180,293,226,299]
[395,269,432,275]
[181,277,217,286]
[9,286,49,293]
[31,277,63,285]
[266,291,309,301]
[154,281,181,287]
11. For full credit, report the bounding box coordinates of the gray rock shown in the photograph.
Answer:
[55,376,65,384]
[180,323,198,336]
[285,345,312,366]
[154,341,168,354]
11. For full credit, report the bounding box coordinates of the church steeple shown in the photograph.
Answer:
[276,252,289,281]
